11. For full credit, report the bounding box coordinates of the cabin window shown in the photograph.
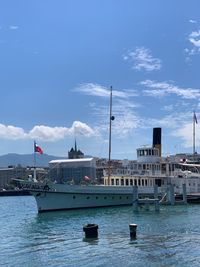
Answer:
[73,196,76,199]
[155,179,161,187]
[96,196,98,199]
[87,196,90,199]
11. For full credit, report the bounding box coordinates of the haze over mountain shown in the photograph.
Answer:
[0,154,66,168]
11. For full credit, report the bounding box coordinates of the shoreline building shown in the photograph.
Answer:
[49,141,96,184]
[49,158,96,184]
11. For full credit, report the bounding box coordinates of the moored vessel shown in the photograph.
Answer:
[15,89,200,212]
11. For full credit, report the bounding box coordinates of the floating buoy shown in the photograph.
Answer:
[129,223,137,239]
[83,224,98,238]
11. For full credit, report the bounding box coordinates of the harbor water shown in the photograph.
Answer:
[1,196,200,267]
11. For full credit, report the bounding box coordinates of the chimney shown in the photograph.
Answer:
[153,127,162,156]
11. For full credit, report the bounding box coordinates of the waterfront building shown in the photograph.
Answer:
[49,158,96,184]
[0,165,48,189]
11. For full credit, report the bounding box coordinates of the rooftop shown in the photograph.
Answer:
[49,158,94,164]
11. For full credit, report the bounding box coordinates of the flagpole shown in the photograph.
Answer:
[193,111,198,160]
[33,140,37,182]
[193,112,195,156]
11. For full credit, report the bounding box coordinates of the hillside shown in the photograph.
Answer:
[0,153,66,167]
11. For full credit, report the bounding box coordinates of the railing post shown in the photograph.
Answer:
[132,186,138,211]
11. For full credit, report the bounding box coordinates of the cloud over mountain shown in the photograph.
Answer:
[0,121,95,141]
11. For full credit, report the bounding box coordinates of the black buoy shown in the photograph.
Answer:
[129,224,137,239]
[83,224,98,238]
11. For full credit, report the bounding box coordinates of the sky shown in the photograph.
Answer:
[1,0,200,160]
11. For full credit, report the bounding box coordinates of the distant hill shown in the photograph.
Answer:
[0,153,67,168]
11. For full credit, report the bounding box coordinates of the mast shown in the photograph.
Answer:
[108,86,114,185]
[193,111,198,158]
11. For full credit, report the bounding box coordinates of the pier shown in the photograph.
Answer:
[132,184,192,211]
[160,184,187,205]
[132,185,160,211]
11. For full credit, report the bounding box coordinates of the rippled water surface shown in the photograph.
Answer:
[1,196,200,266]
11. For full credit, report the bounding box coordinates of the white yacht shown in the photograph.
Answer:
[16,125,200,212]
[16,88,200,212]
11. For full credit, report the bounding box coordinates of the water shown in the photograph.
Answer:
[1,196,200,267]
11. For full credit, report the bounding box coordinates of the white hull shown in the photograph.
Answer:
[30,184,155,212]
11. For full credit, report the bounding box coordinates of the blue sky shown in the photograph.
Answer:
[1,0,200,159]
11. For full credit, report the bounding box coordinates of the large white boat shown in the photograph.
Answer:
[17,140,200,212]
[16,88,200,212]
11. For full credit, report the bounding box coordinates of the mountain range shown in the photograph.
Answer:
[0,153,66,168]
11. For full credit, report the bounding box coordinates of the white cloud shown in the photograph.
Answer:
[75,83,109,97]
[0,124,27,140]
[162,105,174,112]
[141,80,200,99]
[0,121,96,141]
[186,29,200,57]
[9,25,19,30]
[29,125,68,141]
[189,19,197,24]
[123,47,162,71]
[74,83,137,98]
[171,122,200,148]
[90,99,141,139]
[69,121,96,137]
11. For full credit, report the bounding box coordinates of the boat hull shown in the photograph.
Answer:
[29,185,155,212]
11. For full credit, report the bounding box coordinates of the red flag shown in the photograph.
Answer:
[34,141,43,154]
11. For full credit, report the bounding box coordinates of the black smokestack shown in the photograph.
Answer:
[153,127,162,156]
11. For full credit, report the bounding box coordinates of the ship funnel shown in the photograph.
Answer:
[153,127,162,156]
